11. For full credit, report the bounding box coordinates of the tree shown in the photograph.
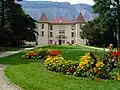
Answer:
[0,0,37,47]
[82,19,107,47]
[93,0,120,48]
[82,0,119,48]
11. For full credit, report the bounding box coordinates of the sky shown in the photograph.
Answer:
[27,0,95,5]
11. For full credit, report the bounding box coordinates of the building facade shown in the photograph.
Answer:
[37,13,87,45]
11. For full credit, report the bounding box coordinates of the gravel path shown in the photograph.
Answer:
[0,65,22,90]
[0,47,35,58]
[0,47,38,90]
[0,45,43,90]
[0,50,27,90]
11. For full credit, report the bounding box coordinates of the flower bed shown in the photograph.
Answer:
[44,55,78,74]
[44,49,120,80]
[22,46,120,80]
[22,48,49,59]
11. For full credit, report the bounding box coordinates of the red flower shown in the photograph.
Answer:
[68,67,75,73]
[111,51,120,57]
[49,50,60,56]
[28,52,38,57]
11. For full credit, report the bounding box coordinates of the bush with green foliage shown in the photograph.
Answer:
[44,55,78,74]
[22,48,49,59]
[44,50,120,80]
[22,47,120,80]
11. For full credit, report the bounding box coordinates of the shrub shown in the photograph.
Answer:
[101,52,120,79]
[35,48,49,59]
[43,45,120,81]
[22,48,49,59]
[44,55,79,74]
[44,55,65,72]
[110,51,120,57]
[74,53,95,77]
[22,51,38,59]
[44,50,120,80]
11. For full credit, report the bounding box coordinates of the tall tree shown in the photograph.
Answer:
[82,0,119,47]
[0,0,37,47]
[93,0,120,48]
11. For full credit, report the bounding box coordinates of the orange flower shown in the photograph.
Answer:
[32,52,38,56]
[49,50,60,56]
[28,52,38,57]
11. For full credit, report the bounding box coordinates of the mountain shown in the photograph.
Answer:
[18,1,98,21]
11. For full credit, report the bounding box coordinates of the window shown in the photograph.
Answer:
[49,40,53,44]
[62,35,65,39]
[80,31,85,39]
[71,40,74,44]
[80,31,82,36]
[62,40,65,44]
[50,25,53,30]
[41,24,44,29]
[71,32,74,37]
[58,35,65,39]
[59,30,65,34]
[41,31,44,36]
[80,24,82,29]
[50,32,53,37]
[58,35,62,39]
[71,25,74,30]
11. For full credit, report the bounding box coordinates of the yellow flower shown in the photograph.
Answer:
[95,63,99,67]
[84,60,89,64]
[79,64,82,68]
[95,62,104,68]
[94,68,97,72]
[118,75,120,80]
[100,62,104,67]
[85,53,90,56]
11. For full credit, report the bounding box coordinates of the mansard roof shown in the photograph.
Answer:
[49,18,75,24]
[39,12,85,24]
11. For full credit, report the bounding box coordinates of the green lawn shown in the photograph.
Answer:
[1,45,119,90]
[41,45,106,60]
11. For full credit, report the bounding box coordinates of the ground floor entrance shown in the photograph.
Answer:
[59,40,62,45]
